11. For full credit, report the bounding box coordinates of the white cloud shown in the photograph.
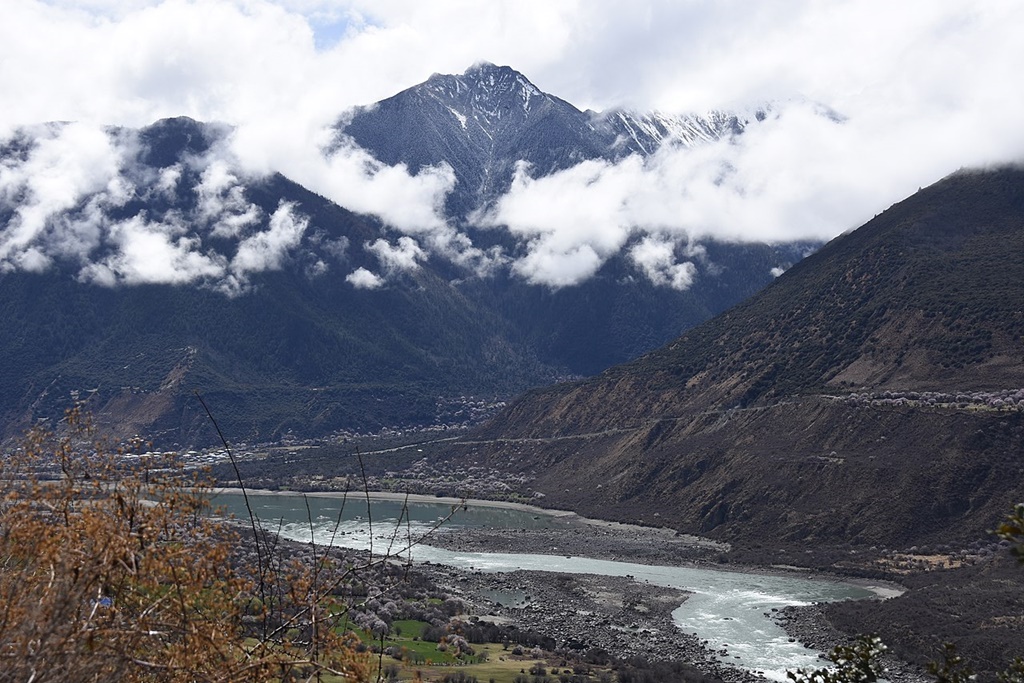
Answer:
[156,164,183,197]
[254,135,455,235]
[5,1,1023,150]
[478,92,1024,285]
[427,229,507,277]
[1,0,1024,290]
[346,266,384,289]
[14,246,51,273]
[0,123,320,292]
[0,123,125,268]
[479,157,639,286]
[366,235,426,275]
[231,201,308,275]
[629,236,696,291]
[196,159,263,238]
[512,243,603,289]
[78,214,226,286]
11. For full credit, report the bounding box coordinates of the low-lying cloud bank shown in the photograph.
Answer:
[0,122,317,293]
[1,93,1022,294]
[2,1,1023,292]
[0,120,509,292]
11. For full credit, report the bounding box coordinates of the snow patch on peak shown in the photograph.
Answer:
[592,108,752,155]
[417,64,556,128]
[447,107,468,130]
[516,75,540,98]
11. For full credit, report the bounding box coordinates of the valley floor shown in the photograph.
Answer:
[219,486,943,681]
[212,459,1023,681]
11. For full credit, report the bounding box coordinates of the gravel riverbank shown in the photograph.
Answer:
[426,521,728,566]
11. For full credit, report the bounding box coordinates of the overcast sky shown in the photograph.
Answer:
[2,0,1024,289]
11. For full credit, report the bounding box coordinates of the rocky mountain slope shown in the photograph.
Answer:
[456,166,1024,549]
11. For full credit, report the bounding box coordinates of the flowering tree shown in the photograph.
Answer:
[786,636,888,683]
[0,406,369,682]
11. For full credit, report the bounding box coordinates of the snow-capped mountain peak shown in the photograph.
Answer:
[338,64,769,215]
[422,62,551,126]
[593,109,751,156]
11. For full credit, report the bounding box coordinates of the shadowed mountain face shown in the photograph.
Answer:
[461,167,1024,549]
[0,117,559,444]
[0,106,806,446]
[0,131,540,444]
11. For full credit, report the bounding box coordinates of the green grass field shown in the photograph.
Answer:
[355,624,611,682]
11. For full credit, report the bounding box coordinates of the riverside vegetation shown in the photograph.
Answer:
[0,405,376,682]
[0,408,734,682]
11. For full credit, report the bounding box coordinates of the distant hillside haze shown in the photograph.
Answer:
[464,166,1024,549]
[0,66,808,445]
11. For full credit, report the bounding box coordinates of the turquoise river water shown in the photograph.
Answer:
[212,491,887,681]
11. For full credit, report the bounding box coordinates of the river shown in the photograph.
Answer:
[211,490,886,680]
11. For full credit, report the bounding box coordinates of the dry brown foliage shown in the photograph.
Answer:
[0,406,370,682]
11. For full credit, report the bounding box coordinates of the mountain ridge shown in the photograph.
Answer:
[340,62,757,217]
[0,70,809,445]
[456,166,1024,549]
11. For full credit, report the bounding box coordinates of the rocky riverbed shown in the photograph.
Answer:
[418,565,763,683]
[217,489,927,681]
[418,520,894,682]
